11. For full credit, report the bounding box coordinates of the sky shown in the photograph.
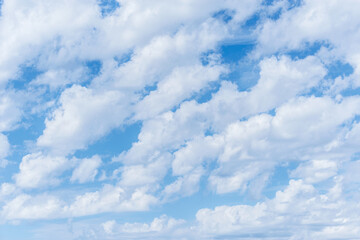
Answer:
[1,0,360,239]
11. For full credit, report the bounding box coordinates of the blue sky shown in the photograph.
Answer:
[1,0,360,239]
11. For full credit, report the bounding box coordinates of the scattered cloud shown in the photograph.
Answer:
[1,0,360,239]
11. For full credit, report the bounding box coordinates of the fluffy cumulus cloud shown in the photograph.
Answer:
[37,85,131,154]
[14,152,70,189]
[196,178,360,239]
[70,155,102,183]
[1,0,360,239]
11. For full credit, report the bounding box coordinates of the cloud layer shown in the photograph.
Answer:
[1,0,360,239]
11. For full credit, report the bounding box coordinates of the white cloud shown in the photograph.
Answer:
[65,184,125,217]
[1,194,64,220]
[291,159,338,183]
[65,185,157,217]
[35,15,233,156]
[0,0,260,88]
[2,1,360,239]
[162,167,204,200]
[196,178,360,239]
[0,183,17,200]
[0,91,22,132]
[93,17,230,91]
[172,135,224,176]
[37,85,130,154]
[0,0,264,224]
[13,152,70,189]
[119,153,171,189]
[207,55,326,131]
[70,155,102,184]
[134,62,227,120]
[156,93,360,196]
[114,107,207,166]
[0,0,99,85]
[1,184,157,220]
[117,55,328,197]
[32,67,89,90]
[208,95,360,193]
[102,220,116,235]
[118,215,185,233]
[256,0,360,88]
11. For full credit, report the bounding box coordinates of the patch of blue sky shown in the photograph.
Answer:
[287,41,325,60]
[351,152,360,161]
[0,223,33,240]
[159,170,178,192]
[1,153,25,183]
[267,108,276,116]
[7,62,83,99]
[4,218,85,240]
[287,0,303,10]
[326,60,356,95]
[262,0,279,6]
[212,9,234,23]
[325,60,353,79]
[186,37,258,107]
[243,0,286,29]
[80,60,103,87]
[284,42,355,98]
[264,0,303,10]
[227,59,260,91]
[8,64,43,90]
[243,12,261,29]
[337,114,359,135]
[300,85,325,98]
[268,8,282,21]
[220,43,255,64]
[243,0,284,30]
[85,60,102,77]
[201,42,258,87]
[193,81,221,104]
[200,50,216,66]
[220,43,259,91]
[0,0,3,16]
[306,60,355,98]
[0,164,16,183]
[113,50,133,67]
[74,122,141,160]
[0,0,4,17]
[1,116,46,181]
[98,0,120,17]
[263,161,299,199]
[138,83,158,99]
[340,87,360,97]
[353,115,360,124]
[6,114,46,148]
